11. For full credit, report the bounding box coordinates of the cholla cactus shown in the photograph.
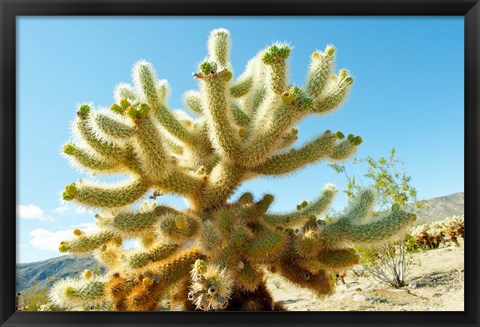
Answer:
[411,222,443,249]
[51,28,415,311]
[442,215,464,246]
[410,215,464,249]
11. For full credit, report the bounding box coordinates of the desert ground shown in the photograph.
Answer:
[266,243,464,311]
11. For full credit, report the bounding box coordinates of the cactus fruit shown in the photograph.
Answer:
[51,28,414,311]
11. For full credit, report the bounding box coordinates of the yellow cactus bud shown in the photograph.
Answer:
[194,259,208,275]
[119,98,131,109]
[83,270,93,279]
[58,244,69,253]
[311,51,322,60]
[64,286,76,297]
[325,45,335,56]
[73,229,83,236]
[142,277,154,287]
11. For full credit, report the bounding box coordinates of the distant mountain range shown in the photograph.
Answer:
[16,255,104,293]
[414,191,464,223]
[16,192,464,294]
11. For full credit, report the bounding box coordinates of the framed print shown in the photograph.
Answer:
[1,0,479,326]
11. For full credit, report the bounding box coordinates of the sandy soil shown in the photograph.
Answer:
[266,243,464,311]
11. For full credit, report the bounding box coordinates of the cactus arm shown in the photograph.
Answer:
[208,29,231,69]
[322,205,416,247]
[237,52,268,116]
[329,135,362,160]
[197,67,241,161]
[163,137,184,156]
[246,231,287,261]
[151,104,193,144]
[183,90,204,115]
[246,86,268,117]
[127,104,172,181]
[311,74,353,114]
[305,46,336,98]
[231,102,251,127]
[293,229,323,259]
[262,44,291,95]
[127,248,206,311]
[214,210,234,237]
[94,110,135,139]
[49,277,107,309]
[127,243,180,269]
[159,213,199,241]
[114,83,138,103]
[122,144,146,176]
[155,79,170,103]
[203,161,245,209]
[59,231,115,253]
[74,107,125,160]
[110,206,179,237]
[277,259,333,296]
[277,127,298,150]
[263,184,337,227]
[343,189,376,222]
[105,276,135,311]
[154,168,204,208]
[133,61,192,144]
[318,249,359,269]
[62,178,149,208]
[300,184,337,217]
[63,143,119,172]
[230,76,254,98]
[243,103,298,167]
[235,261,264,292]
[251,131,337,175]
[198,220,222,253]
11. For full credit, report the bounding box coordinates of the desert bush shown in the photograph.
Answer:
[19,287,51,311]
[330,148,424,288]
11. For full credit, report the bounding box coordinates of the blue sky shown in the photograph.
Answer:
[16,17,464,263]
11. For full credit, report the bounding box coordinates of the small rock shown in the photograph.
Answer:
[408,282,418,289]
[355,288,362,292]
[366,297,387,304]
[353,294,366,302]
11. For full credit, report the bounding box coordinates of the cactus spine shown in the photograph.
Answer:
[51,29,415,311]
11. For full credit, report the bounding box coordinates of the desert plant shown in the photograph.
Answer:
[441,215,464,246]
[411,215,464,248]
[19,287,51,311]
[330,149,423,288]
[49,29,415,311]
[355,237,416,288]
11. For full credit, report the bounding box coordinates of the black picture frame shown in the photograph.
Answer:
[1,1,479,326]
